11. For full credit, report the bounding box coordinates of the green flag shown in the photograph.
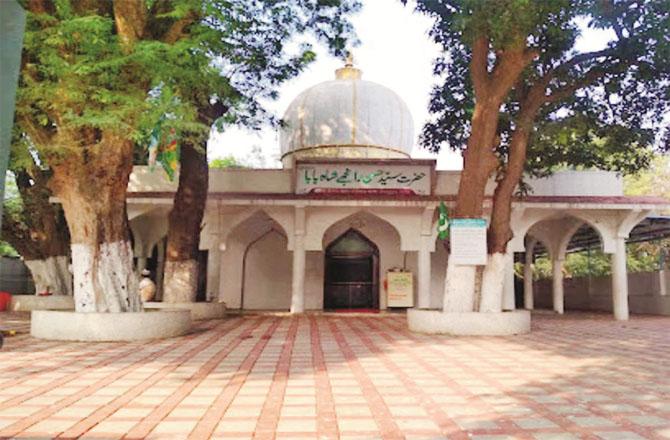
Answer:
[147,119,179,181]
[437,201,449,240]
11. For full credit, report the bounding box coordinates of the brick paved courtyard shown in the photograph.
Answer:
[0,311,668,439]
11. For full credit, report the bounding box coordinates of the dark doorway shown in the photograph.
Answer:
[324,229,379,310]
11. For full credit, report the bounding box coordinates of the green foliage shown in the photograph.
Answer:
[209,156,244,169]
[624,154,670,204]
[412,0,670,177]
[17,0,361,156]
[529,243,666,280]
[0,241,19,258]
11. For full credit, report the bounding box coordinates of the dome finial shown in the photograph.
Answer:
[345,51,354,68]
[336,51,362,80]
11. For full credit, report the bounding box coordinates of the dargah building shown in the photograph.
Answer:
[127,60,670,320]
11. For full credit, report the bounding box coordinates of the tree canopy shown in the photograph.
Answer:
[415,0,670,178]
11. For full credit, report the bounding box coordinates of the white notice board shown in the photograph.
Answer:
[386,271,414,307]
[450,218,488,265]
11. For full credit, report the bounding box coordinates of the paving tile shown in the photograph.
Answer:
[0,312,669,440]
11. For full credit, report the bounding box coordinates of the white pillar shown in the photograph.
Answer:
[155,238,165,301]
[524,242,535,310]
[502,252,515,310]
[611,237,629,320]
[136,256,147,274]
[290,207,306,314]
[552,257,564,314]
[659,269,667,297]
[417,236,432,309]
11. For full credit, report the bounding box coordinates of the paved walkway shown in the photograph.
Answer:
[0,311,669,439]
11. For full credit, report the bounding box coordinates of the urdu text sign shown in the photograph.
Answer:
[295,163,432,195]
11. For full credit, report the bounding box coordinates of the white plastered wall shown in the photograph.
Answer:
[219,211,292,309]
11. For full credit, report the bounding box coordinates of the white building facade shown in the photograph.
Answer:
[127,62,670,320]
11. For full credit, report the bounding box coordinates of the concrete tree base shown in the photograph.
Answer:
[408,309,531,335]
[30,310,191,341]
[10,295,74,312]
[143,302,226,320]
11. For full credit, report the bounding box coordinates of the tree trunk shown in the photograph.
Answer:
[24,256,72,295]
[480,106,540,310]
[1,169,71,294]
[162,137,208,303]
[49,135,140,312]
[443,102,501,312]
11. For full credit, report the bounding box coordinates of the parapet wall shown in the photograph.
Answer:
[128,166,624,197]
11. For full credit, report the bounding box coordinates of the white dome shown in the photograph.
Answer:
[279,61,414,166]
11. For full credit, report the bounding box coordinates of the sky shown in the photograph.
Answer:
[208,0,614,170]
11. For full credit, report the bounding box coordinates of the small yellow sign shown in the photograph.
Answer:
[387,271,414,307]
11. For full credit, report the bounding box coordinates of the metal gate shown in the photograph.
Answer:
[324,229,379,309]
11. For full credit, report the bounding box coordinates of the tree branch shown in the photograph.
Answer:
[113,0,148,49]
[470,36,490,97]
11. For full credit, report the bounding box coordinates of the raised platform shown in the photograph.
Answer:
[30,310,191,341]
[10,295,74,312]
[407,309,531,335]
[143,301,226,320]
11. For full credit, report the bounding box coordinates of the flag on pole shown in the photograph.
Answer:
[158,127,179,181]
[437,201,449,240]
[147,118,179,181]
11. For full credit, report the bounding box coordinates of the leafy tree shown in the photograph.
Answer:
[410,0,670,311]
[154,1,359,303]
[16,0,358,311]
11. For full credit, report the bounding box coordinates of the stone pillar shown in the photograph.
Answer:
[290,206,306,314]
[502,252,516,311]
[524,242,535,310]
[611,237,629,320]
[552,257,564,314]
[417,237,432,309]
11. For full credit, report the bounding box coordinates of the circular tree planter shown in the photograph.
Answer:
[143,302,226,320]
[30,310,191,341]
[10,295,74,312]
[407,309,530,335]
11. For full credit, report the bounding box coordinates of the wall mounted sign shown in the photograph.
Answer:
[386,271,414,307]
[295,160,433,195]
[450,218,488,265]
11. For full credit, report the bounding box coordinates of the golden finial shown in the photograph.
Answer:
[336,51,362,80]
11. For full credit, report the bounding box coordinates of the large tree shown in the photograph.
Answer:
[16,0,359,311]
[156,1,359,303]
[411,0,670,311]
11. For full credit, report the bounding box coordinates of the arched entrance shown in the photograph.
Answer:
[324,229,379,310]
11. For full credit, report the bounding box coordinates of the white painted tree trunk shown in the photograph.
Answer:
[24,255,72,296]
[72,241,141,312]
[479,252,506,312]
[162,259,198,303]
[442,255,476,312]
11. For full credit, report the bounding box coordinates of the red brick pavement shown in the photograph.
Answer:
[0,311,668,439]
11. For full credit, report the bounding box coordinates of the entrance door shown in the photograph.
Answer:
[324,229,379,309]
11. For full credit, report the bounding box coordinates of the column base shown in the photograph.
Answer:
[143,301,226,320]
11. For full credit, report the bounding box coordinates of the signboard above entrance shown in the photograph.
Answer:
[295,159,434,195]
